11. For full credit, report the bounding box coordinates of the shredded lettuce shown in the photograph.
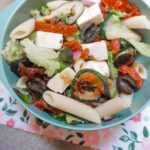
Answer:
[50,113,66,121]
[55,62,69,74]
[109,9,126,18]
[60,13,71,24]
[21,39,60,77]
[108,51,118,80]
[66,114,85,125]
[127,39,150,57]
[112,15,122,28]
[40,6,51,16]
[28,31,37,43]
[73,30,81,38]
[1,39,25,64]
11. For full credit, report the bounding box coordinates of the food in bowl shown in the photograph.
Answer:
[1,0,150,125]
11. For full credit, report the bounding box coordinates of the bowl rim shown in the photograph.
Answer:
[0,0,150,131]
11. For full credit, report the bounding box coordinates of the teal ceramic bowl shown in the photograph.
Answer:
[0,0,150,131]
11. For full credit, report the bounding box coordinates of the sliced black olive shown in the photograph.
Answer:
[10,59,33,76]
[115,53,135,67]
[117,74,137,94]
[80,22,99,43]
[27,78,47,95]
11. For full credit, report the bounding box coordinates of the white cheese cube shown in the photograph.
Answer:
[82,41,108,61]
[47,68,75,93]
[36,31,63,50]
[77,4,103,28]
[73,59,85,73]
[82,61,109,78]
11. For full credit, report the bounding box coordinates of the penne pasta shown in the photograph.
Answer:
[132,62,147,79]
[10,18,35,39]
[47,1,67,10]
[43,91,101,124]
[123,15,150,30]
[16,76,28,89]
[95,93,133,118]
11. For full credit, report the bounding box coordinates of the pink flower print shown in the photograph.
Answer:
[6,119,15,128]
[28,124,41,134]
[141,137,150,150]
[0,89,4,94]
[42,129,56,138]
[58,130,64,137]
[132,113,141,122]
[101,128,111,138]
[83,131,100,147]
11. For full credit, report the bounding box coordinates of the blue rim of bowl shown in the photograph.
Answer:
[0,0,150,131]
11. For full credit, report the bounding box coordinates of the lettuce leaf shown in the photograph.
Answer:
[108,51,118,80]
[109,9,126,18]
[1,39,25,64]
[40,6,51,16]
[112,15,122,28]
[21,39,60,77]
[127,39,150,57]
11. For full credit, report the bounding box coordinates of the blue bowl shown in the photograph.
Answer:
[0,0,150,131]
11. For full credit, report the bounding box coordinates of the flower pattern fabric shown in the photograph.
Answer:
[0,81,150,150]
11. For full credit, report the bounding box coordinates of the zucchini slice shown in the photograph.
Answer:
[44,1,84,25]
[71,69,111,102]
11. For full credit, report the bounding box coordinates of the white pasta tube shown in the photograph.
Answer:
[95,93,133,118]
[132,62,147,79]
[16,76,28,89]
[73,59,85,73]
[10,18,35,39]
[47,1,67,10]
[123,15,150,30]
[43,91,101,124]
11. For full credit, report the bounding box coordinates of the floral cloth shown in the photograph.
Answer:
[0,81,150,150]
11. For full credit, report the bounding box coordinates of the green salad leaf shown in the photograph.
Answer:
[28,31,37,43]
[21,39,60,77]
[66,114,85,125]
[50,113,66,121]
[55,62,69,74]
[60,13,71,24]
[108,51,118,80]
[73,30,81,38]
[14,88,32,104]
[1,39,25,64]
[119,38,132,51]
[40,6,51,16]
[127,39,150,57]
[109,9,126,18]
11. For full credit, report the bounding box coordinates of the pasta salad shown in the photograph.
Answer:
[1,0,150,125]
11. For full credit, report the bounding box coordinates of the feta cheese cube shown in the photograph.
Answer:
[36,31,63,50]
[73,59,85,73]
[47,68,75,93]
[82,41,108,61]
[77,4,103,28]
[82,61,109,78]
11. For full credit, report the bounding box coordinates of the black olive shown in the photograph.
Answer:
[27,78,47,95]
[115,53,135,67]
[117,74,137,94]
[80,22,99,43]
[10,59,33,76]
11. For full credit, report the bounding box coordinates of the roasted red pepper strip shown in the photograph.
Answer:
[100,0,141,19]
[109,39,120,53]
[119,65,143,88]
[63,41,82,52]
[81,48,90,60]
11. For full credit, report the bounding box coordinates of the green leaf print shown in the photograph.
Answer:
[143,126,149,138]
[128,142,135,150]
[0,98,4,102]
[120,136,130,142]
[65,135,74,140]
[20,117,25,122]
[6,109,17,116]
[118,148,123,150]
[2,103,8,111]
[20,110,30,124]
[42,122,49,129]
[79,141,84,145]
[23,110,27,117]
[122,128,128,134]
[9,97,12,103]
[130,131,137,140]
[36,118,43,126]
[76,132,83,138]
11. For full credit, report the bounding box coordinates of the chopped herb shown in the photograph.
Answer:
[40,6,51,16]
[109,9,126,18]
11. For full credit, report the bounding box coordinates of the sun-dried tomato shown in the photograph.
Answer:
[63,41,82,52]
[18,62,45,79]
[119,65,143,88]
[100,0,141,19]
[109,39,120,53]
[35,21,78,37]
[94,36,101,42]
[81,48,90,60]
[33,99,64,114]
